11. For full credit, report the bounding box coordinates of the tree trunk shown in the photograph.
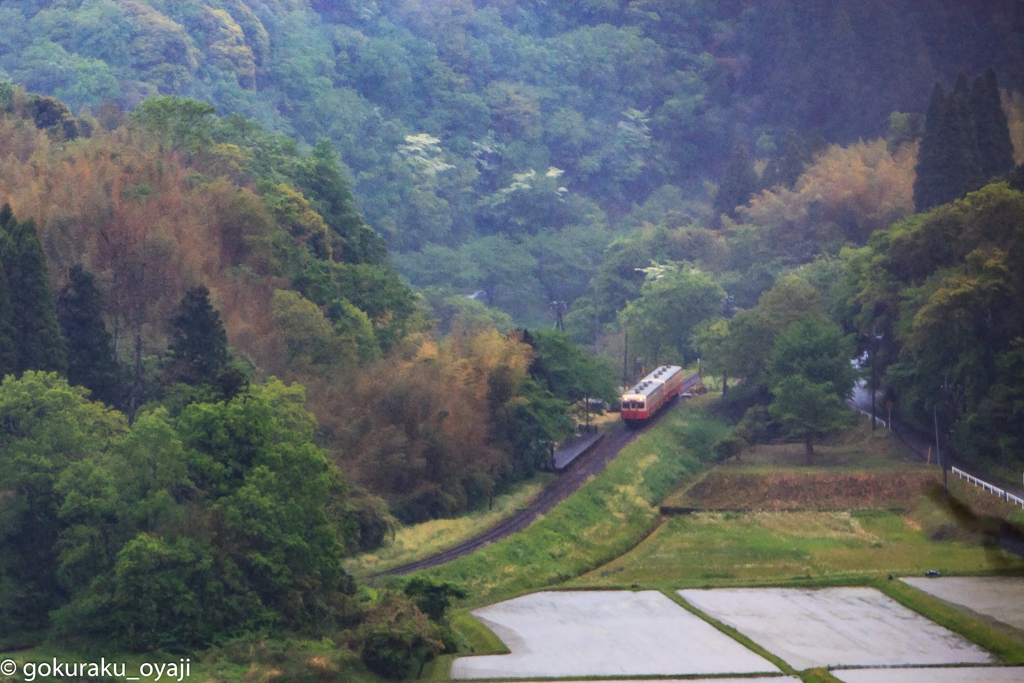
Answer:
[804,430,815,465]
[722,371,728,396]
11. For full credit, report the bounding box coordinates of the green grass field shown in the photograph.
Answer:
[570,505,1024,591]
[573,418,1024,591]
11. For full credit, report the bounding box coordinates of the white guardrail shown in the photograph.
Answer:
[951,466,1024,508]
[854,408,888,430]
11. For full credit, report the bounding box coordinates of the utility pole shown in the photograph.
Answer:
[934,403,946,493]
[867,326,882,430]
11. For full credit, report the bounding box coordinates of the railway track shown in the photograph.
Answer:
[378,372,701,576]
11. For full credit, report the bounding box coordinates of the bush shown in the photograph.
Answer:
[359,593,442,679]
[713,436,746,463]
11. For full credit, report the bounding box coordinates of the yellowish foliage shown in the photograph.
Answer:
[739,138,916,247]
[325,328,536,521]
[0,114,285,369]
[1001,89,1024,164]
[201,7,257,89]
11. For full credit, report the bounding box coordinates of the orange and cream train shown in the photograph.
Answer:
[620,365,685,426]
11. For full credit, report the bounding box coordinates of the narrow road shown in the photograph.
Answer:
[851,381,1024,500]
[378,372,701,576]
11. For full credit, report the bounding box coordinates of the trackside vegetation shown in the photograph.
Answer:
[415,398,729,606]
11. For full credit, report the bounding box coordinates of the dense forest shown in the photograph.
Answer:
[3,0,1024,678]
[3,0,1024,324]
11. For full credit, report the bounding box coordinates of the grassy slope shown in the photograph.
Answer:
[573,423,1024,590]
[345,474,555,577]
[412,397,728,607]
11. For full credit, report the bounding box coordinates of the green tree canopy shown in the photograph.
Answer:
[49,379,355,650]
[767,317,856,462]
[0,371,127,630]
[527,329,618,405]
[618,262,724,367]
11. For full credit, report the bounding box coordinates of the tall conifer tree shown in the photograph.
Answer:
[971,68,1015,180]
[0,227,16,378]
[0,203,66,375]
[769,130,807,190]
[57,265,121,405]
[914,73,993,212]
[944,72,985,203]
[169,285,229,385]
[714,142,758,222]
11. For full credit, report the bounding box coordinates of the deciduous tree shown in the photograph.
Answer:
[767,317,856,463]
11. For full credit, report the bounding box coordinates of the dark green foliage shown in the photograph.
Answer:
[344,492,399,553]
[30,95,77,139]
[915,70,1013,212]
[767,317,856,462]
[944,72,985,200]
[714,142,758,222]
[971,68,1015,181]
[403,577,467,623]
[297,140,386,266]
[359,594,442,679]
[0,372,126,632]
[844,183,1024,466]
[17,378,360,650]
[1009,163,1024,193]
[764,130,808,190]
[57,265,122,406]
[526,329,618,404]
[168,285,230,387]
[0,204,67,376]
[487,367,571,480]
[712,436,745,463]
[768,318,857,395]
[913,84,949,212]
[0,227,15,378]
[130,96,215,154]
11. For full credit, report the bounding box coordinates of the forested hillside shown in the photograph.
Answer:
[0,82,616,671]
[3,0,1024,323]
[4,1,1024,677]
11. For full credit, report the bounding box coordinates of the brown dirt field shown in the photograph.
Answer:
[678,471,939,511]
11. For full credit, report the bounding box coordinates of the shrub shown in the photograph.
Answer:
[359,593,442,679]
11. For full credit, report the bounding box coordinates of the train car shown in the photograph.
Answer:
[620,365,685,427]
